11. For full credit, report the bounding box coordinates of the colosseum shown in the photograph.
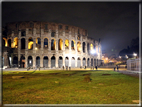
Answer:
[2,21,102,69]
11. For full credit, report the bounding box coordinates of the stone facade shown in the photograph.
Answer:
[2,21,102,68]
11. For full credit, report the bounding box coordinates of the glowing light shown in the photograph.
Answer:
[119,56,121,58]
[106,58,108,60]
[125,55,128,59]
[133,53,137,57]
[35,47,37,50]
[29,60,31,64]
[90,49,96,54]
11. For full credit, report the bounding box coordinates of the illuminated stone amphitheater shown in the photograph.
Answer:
[2,21,102,69]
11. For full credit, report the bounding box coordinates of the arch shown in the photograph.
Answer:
[58,56,63,68]
[20,56,25,68]
[87,43,90,53]
[58,39,63,50]
[44,38,48,48]
[28,56,33,67]
[71,40,75,50]
[65,57,69,67]
[77,35,80,40]
[87,58,90,67]
[90,44,93,50]
[3,38,8,47]
[21,38,25,49]
[77,41,81,52]
[83,42,85,53]
[12,37,18,48]
[8,39,11,47]
[43,56,48,68]
[28,37,33,50]
[65,39,69,49]
[51,56,55,68]
[36,56,40,67]
[94,59,96,66]
[83,57,86,67]
[71,57,75,67]
[51,39,56,50]
[77,57,81,67]
[91,58,93,66]
[13,56,18,67]
[36,37,41,48]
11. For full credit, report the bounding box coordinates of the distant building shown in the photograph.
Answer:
[127,58,140,71]
[2,21,102,68]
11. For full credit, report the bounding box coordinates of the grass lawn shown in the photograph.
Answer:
[2,70,139,104]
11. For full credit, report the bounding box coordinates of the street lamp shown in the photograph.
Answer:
[133,53,137,59]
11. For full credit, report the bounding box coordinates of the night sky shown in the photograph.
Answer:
[2,2,139,57]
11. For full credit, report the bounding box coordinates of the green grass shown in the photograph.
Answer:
[2,70,139,104]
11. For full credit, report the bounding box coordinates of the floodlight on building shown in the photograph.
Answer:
[90,49,96,54]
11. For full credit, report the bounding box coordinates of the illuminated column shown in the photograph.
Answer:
[85,58,87,66]
[33,56,36,68]
[18,38,21,67]
[33,38,36,51]
[55,56,58,68]
[40,56,43,67]
[80,57,83,67]
[25,56,27,68]
[69,57,71,67]
[25,38,28,49]
[63,57,65,67]
[75,57,77,67]
[48,56,51,68]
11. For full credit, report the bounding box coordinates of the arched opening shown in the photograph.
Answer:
[77,41,81,52]
[71,57,75,67]
[8,39,11,47]
[65,39,69,49]
[65,57,69,67]
[12,37,18,48]
[83,58,86,67]
[87,43,90,53]
[83,42,85,53]
[94,59,96,66]
[91,58,93,66]
[51,56,55,68]
[90,44,93,50]
[28,56,33,67]
[28,37,33,50]
[44,38,48,48]
[36,56,40,67]
[51,39,56,50]
[36,37,41,48]
[77,35,80,40]
[71,40,75,50]
[21,38,25,49]
[87,58,90,67]
[43,56,48,68]
[58,56,63,68]
[77,57,81,67]
[3,38,8,47]
[13,56,18,67]
[20,56,25,68]
[58,39,63,50]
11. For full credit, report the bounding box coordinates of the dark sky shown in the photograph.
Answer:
[2,2,139,57]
